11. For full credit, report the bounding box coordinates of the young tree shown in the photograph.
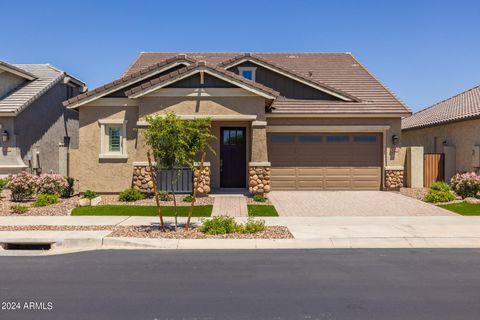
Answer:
[143,112,214,229]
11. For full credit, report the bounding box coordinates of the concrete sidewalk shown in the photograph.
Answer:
[2,216,480,251]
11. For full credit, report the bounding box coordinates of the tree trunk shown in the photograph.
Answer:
[147,151,164,230]
[186,151,206,230]
[171,175,178,230]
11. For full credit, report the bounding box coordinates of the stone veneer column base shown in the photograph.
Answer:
[248,163,271,195]
[385,169,404,190]
[193,165,211,197]
[132,163,211,196]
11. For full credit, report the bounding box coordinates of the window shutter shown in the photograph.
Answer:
[109,127,121,152]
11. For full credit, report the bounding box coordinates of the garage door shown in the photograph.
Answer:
[268,133,382,190]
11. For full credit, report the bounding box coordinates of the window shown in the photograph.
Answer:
[238,67,257,81]
[99,119,128,159]
[271,135,295,143]
[326,135,349,142]
[353,135,377,142]
[108,127,122,152]
[223,129,244,145]
[298,135,322,142]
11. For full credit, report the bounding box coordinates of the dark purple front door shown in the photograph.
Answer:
[220,127,246,188]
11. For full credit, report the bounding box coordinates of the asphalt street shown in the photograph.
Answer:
[0,249,479,320]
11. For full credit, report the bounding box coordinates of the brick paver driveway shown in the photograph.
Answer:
[268,191,454,216]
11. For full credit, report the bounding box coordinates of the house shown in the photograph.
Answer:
[64,52,411,194]
[0,60,86,176]
[402,85,480,181]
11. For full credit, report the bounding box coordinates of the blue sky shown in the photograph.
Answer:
[1,0,479,112]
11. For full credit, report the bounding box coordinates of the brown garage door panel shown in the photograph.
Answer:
[268,133,383,190]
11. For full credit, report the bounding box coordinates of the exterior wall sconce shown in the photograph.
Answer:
[392,135,399,146]
[442,140,448,145]
[1,130,9,142]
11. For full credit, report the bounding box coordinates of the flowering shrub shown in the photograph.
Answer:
[38,174,68,196]
[6,171,39,201]
[450,172,480,199]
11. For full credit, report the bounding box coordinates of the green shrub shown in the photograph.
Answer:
[118,188,145,202]
[183,195,193,202]
[424,181,455,203]
[82,190,97,200]
[238,218,266,234]
[158,191,172,201]
[200,216,239,235]
[0,178,7,193]
[33,193,59,207]
[253,194,267,202]
[10,204,30,214]
[61,176,75,198]
[424,190,456,203]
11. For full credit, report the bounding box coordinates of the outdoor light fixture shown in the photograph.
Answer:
[442,140,448,145]
[392,135,399,146]
[1,130,9,143]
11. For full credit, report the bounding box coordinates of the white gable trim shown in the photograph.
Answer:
[128,67,277,100]
[66,60,191,109]
[223,58,353,102]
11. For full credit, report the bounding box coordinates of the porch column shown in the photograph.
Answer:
[249,121,271,195]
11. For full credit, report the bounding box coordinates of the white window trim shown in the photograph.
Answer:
[99,119,128,159]
[238,67,257,81]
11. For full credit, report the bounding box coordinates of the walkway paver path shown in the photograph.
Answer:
[268,191,454,217]
[211,196,248,217]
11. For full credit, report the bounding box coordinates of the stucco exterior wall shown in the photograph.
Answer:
[267,117,405,167]
[403,118,480,174]
[12,82,79,174]
[138,96,266,120]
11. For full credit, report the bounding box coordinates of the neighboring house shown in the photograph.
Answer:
[64,52,411,194]
[402,85,480,181]
[0,60,86,177]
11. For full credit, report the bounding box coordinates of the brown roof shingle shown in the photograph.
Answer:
[125,52,410,114]
[402,85,480,130]
[125,61,279,98]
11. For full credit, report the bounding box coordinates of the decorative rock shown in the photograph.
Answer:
[78,198,91,207]
[90,196,102,206]
[249,165,271,195]
[385,170,404,190]
[465,197,480,204]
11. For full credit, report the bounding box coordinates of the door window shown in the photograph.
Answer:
[223,129,244,145]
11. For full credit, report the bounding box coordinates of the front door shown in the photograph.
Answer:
[220,127,246,188]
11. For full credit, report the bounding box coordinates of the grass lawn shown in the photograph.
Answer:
[71,205,213,217]
[247,205,279,217]
[437,202,480,216]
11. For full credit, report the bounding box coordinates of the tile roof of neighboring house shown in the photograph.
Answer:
[124,52,410,114]
[0,63,86,115]
[125,61,280,99]
[402,85,480,130]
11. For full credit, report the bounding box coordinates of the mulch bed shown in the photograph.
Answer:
[0,225,293,239]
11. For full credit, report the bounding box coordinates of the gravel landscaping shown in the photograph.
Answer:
[399,187,428,201]
[0,225,294,239]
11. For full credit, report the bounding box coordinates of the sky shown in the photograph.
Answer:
[1,0,479,112]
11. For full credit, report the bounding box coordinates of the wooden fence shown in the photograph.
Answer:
[423,153,445,188]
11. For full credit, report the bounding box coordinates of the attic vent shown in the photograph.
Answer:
[286,55,298,58]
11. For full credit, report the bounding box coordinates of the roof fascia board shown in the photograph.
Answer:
[0,64,36,81]
[266,113,409,118]
[129,67,276,99]
[66,60,190,109]
[223,57,354,102]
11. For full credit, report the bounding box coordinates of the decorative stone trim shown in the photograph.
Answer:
[132,165,156,194]
[248,166,271,195]
[385,169,404,190]
[193,165,211,196]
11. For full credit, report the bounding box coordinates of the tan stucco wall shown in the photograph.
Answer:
[403,118,480,174]
[72,105,139,193]
[251,126,268,162]
[267,117,405,167]
[138,96,266,120]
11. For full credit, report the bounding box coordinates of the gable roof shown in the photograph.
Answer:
[218,53,358,102]
[0,61,37,80]
[402,85,480,130]
[125,52,410,114]
[0,64,86,115]
[64,55,194,109]
[125,61,279,99]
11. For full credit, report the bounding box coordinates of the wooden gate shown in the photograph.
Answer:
[423,153,445,188]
